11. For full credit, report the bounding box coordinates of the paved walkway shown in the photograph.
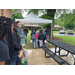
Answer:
[25,48,74,65]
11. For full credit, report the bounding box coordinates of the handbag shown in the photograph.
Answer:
[21,49,28,65]
[18,48,23,58]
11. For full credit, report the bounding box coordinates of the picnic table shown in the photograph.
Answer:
[47,40,75,65]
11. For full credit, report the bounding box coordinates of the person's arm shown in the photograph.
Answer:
[0,61,5,65]
[12,31,22,50]
[31,33,32,40]
[38,35,40,40]
[45,35,47,40]
[27,29,28,33]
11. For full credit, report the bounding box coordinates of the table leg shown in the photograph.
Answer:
[45,51,51,58]
[55,46,57,54]
[71,54,75,65]
[58,47,69,57]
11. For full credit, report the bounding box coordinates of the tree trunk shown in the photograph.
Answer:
[47,9,56,40]
[47,25,51,40]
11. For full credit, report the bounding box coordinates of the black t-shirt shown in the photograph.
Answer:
[0,39,10,62]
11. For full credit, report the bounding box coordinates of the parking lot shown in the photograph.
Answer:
[54,33,75,37]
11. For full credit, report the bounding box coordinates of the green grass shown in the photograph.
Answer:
[54,35,75,46]
[25,35,32,49]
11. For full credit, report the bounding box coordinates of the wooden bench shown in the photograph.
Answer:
[42,47,70,65]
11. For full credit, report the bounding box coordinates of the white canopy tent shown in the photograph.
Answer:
[15,13,53,40]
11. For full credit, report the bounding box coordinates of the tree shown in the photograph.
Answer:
[11,9,24,21]
[54,17,64,28]
[64,13,75,30]
[55,13,75,30]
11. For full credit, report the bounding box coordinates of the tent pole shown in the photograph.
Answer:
[51,22,53,40]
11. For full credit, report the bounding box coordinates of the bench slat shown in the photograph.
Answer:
[42,47,70,65]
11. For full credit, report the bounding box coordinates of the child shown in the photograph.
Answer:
[31,32,36,48]
[36,31,39,48]
[24,31,27,44]
[45,29,49,48]
[38,30,44,48]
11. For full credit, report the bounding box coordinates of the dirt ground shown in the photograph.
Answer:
[52,37,62,41]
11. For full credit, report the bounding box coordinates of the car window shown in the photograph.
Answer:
[60,30,64,31]
[69,30,73,31]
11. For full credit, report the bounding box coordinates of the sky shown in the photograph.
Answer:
[22,9,45,18]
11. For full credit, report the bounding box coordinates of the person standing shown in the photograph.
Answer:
[24,27,28,44]
[12,22,23,65]
[16,21,26,45]
[24,27,28,37]
[0,16,14,65]
[31,30,36,49]
[16,21,26,65]
[38,30,44,48]
[36,31,39,48]
[43,29,46,44]
[45,29,49,48]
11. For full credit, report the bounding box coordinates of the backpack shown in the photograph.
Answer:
[31,34,36,40]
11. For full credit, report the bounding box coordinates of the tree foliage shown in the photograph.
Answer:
[11,9,24,20]
[54,9,75,30]
[64,13,75,30]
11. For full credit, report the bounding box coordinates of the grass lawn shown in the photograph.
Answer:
[54,35,75,46]
[25,34,32,49]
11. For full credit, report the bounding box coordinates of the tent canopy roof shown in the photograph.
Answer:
[24,25,41,27]
[15,13,53,25]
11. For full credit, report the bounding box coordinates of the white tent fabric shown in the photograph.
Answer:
[15,13,52,24]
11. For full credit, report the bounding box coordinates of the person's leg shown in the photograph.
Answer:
[39,40,41,47]
[14,55,17,65]
[46,43,48,48]
[40,40,43,47]
[35,39,37,48]
[16,57,20,65]
[32,40,34,48]
[36,39,37,47]
[38,40,39,47]
[41,40,43,47]
[36,39,38,47]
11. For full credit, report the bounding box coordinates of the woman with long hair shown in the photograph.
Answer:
[0,16,14,65]
[16,21,26,45]
[15,21,26,65]
[12,21,23,65]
